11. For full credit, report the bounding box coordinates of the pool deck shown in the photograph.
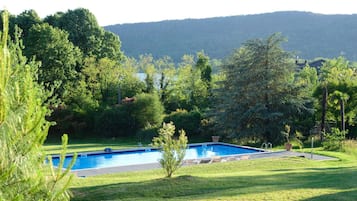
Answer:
[72,150,337,177]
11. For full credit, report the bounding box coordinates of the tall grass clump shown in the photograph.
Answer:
[341,140,357,159]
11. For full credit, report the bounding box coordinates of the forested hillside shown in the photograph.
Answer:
[105,11,357,61]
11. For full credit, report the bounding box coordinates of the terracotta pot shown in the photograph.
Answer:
[285,143,292,151]
[212,136,220,142]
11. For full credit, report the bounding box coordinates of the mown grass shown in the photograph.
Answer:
[69,156,357,201]
[44,137,139,154]
[44,140,357,201]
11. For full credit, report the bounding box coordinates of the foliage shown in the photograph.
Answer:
[0,11,73,200]
[164,109,201,137]
[323,128,347,151]
[45,8,123,61]
[131,93,164,129]
[82,57,121,105]
[119,57,146,98]
[314,57,357,137]
[165,54,210,111]
[213,33,311,144]
[23,22,82,99]
[94,106,135,138]
[281,124,304,149]
[152,122,188,178]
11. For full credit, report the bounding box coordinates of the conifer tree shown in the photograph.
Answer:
[0,11,74,201]
[214,33,309,143]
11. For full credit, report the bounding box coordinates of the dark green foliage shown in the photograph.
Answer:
[94,93,164,138]
[164,109,201,137]
[214,33,311,144]
[105,11,357,62]
[45,8,123,61]
[131,93,164,129]
[95,106,135,138]
[1,9,42,40]
[323,128,347,151]
[23,23,82,98]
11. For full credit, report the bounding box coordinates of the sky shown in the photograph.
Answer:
[2,0,357,26]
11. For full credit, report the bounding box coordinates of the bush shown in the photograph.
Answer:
[131,93,164,129]
[152,122,188,178]
[95,93,164,138]
[323,128,347,151]
[164,109,201,137]
[95,105,135,138]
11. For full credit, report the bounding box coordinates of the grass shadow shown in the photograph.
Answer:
[71,166,357,201]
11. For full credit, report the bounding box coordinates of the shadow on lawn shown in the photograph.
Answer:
[71,166,357,201]
[303,189,357,201]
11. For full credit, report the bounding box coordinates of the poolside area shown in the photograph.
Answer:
[70,149,337,177]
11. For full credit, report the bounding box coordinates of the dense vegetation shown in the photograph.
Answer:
[1,7,357,201]
[1,8,357,146]
[106,11,357,62]
[0,11,73,200]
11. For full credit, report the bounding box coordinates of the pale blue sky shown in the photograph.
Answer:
[2,0,357,26]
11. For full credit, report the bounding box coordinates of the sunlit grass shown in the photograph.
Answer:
[44,137,140,154]
[44,139,357,200]
[69,156,357,201]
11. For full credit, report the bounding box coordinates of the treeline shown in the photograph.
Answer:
[106,11,357,62]
[1,9,357,145]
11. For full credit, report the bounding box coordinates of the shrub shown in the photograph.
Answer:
[95,105,135,137]
[323,128,347,151]
[152,122,188,178]
[131,93,164,129]
[164,109,201,136]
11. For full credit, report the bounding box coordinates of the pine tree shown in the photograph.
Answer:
[0,11,74,201]
[214,33,308,144]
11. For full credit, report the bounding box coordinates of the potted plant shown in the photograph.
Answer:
[282,125,293,151]
[211,135,220,142]
[281,125,304,151]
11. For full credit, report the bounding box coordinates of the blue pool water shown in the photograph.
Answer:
[51,143,261,170]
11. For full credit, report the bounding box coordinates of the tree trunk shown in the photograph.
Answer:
[321,86,328,141]
[340,98,345,132]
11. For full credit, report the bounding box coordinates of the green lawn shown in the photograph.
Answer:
[44,137,140,154]
[44,140,357,201]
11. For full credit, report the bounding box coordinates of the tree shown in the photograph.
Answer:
[195,51,212,92]
[138,54,156,93]
[45,8,123,61]
[119,57,146,100]
[315,57,357,136]
[23,23,82,99]
[82,57,122,105]
[155,56,176,106]
[213,33,309,144]
[166,54,209,111]
[0,11,73,200]
[152,122,188,178]
[9,9,42,39]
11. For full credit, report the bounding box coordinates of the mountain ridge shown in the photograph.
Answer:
[105,11,357,61]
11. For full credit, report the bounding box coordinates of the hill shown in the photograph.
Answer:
[105,11,357,62]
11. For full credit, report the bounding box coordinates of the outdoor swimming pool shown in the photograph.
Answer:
[51,143,263,170]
